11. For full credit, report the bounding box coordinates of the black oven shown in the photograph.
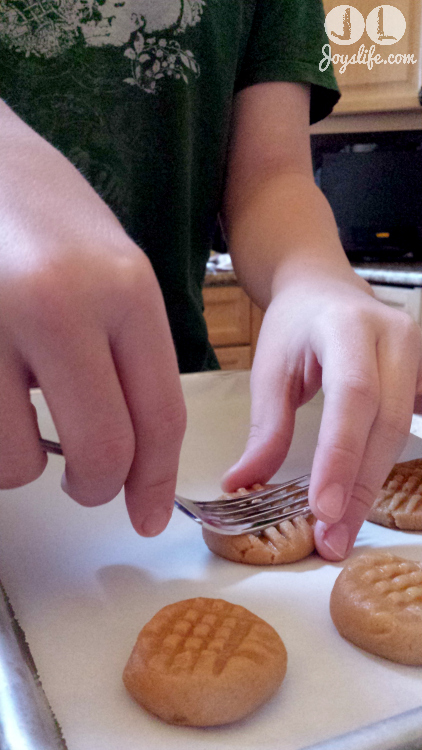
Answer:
[313,132,422,263]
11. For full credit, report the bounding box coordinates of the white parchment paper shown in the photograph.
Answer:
[0,371,421,750]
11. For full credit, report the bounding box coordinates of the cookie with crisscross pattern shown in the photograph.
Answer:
[330,552,422,665]
[202,485,315,564]
[367,459,422,530]
[123,597,287,725]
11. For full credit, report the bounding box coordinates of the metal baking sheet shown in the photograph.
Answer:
[0,580,67,750]
[301,705,422,750]
[0,370,421,750]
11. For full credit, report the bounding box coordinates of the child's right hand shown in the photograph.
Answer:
[0,101,186,537]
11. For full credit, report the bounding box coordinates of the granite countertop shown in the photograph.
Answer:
[205,261,422,288]
[352,262,422,287]
[204,269,237,286]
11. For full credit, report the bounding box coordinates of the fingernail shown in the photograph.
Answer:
[223,457,243,478]
[141,509,172,537]
[61,472,69,495]
[323,523,350,560]
[316,483,344,522]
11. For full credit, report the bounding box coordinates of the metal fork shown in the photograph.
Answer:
[39,438,311,535]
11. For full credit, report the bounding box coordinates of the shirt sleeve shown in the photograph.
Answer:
[235,0,340,124]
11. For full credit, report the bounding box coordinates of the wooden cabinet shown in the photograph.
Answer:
[202,286,250,347]
[322,0,422,114]
[213,345,252,370]
[203,285,264,369]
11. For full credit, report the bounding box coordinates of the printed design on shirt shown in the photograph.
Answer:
[0,0,205,92]
[0,0,80,57]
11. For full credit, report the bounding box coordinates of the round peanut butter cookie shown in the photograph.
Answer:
[367,459,422,530]
[123,597,287,726]
[330,552,422,665]
[202,485,315,565]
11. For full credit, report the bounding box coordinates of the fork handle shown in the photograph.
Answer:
[174,500,202,524]
[39,438,63,456]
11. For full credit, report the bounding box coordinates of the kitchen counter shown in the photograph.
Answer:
[204,269,237,286]
[205,262,422,288]
[352,262,422,287]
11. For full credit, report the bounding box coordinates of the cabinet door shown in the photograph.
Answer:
[203,286,251,346]
[370,283,422,322]
[214,346,252,370]
[323,0,422,113]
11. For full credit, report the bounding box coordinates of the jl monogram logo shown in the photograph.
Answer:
[325,5,406,45]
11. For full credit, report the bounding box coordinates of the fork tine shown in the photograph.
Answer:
[174,477,312,535]
[202,494,309,527]
[241,505,312,531]
[201,504,312,535]
[194,476,310,510]
[201,488,309,520]
[201,496,309,526]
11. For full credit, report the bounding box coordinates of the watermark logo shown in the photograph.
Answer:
[366,5,406,44]
[325,6,365,45]
[325,5,406,45]
[321,4,414,73]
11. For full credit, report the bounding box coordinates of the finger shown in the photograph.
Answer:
[315,317,421,561]
[221,324,301,492]
[26,332,135,507]
[110,272,186,537]
[308,327,380,525]
[0,349,47,488]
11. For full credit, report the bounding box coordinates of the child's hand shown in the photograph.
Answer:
[223,274,422,560]
[0,102,186,536]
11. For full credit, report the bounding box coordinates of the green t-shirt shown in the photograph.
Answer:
[0,0,339,372]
